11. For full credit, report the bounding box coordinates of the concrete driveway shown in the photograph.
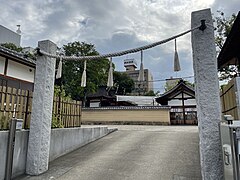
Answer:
[18,125,201,180]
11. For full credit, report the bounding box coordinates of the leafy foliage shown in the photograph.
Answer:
[164,79,194,92]
[214,11,237,80]
[0,116,7,130]
[51,114,64,128]
[218,66,238,81]
[164,80,179,92]
[0,42,23,52]
[113,71,134,95]
[0,42,36,60]
[54,85,71,100]
[144,90,156,96]
[58,41,110,100]
[214,11,236,51]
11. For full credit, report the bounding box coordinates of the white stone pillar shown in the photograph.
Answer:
[26,40,57,175]
[191,9,223,179]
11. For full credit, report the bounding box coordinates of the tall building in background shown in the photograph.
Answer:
[0,25,21,47]
[123,59,153,95]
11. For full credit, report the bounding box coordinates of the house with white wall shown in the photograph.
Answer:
[0,45,35,91]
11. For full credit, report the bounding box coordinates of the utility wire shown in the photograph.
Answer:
[133,75,194,83]
[151,76,194,82]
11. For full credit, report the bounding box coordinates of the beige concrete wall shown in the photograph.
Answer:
[82,107,170,125]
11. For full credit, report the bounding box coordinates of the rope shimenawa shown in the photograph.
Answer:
[37,22,208,60]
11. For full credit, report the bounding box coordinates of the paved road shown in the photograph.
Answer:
[18,125,201,180]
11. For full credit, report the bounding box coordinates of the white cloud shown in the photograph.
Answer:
[1,0,239,92]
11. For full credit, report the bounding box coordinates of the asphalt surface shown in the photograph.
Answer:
[18,125,201,180]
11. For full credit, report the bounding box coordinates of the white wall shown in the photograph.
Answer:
[167,92,196,106]
[116,95,157,106]
[0,127,116,180]
[168,99,182,106]
[168,98,196,106]
[0,56,5,75]
[90,102,100,107]
[0,25,21,46]
[0,130,29,180]
[7,60,35,83]
[174,93,193,99]
[184,99,196,106]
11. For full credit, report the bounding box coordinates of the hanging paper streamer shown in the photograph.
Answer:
[56,56,62,79]
[174,39,181,72]
[138,50,145,82]
[107,57,113,87]
[81,60,87,87]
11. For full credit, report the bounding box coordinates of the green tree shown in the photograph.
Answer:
[214,11,237,80]
[164,79,179,92]
[144,90,156,96]
[113,71,134,95]
[164,79,194,92]
[0,42,23,52]
[0,42,36,60]
[214,11,236,50]
[59,41,110,100]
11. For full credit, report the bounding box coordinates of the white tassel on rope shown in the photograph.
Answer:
[81,60,87,87]
[174,39,181,72]
[107,57,113,87]
[56,56,62,79]
[138,50,145,82]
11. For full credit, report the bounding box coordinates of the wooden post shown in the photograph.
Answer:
[24,90,29,129]
[191,9,223,179]
[181,91,186,124]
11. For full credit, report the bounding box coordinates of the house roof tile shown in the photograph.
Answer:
[0,45,36,66]
[155,80,195,104]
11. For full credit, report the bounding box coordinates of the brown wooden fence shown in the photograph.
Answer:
[220,78,238,119]
[0,86,32,130]
[0,85,82,130]
[52,96,82,128]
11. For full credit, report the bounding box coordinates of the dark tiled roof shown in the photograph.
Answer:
[0,45,36,66]
[87,86,114,99]
[155,80,195,104]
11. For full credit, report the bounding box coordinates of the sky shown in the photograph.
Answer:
[0,0,239,93]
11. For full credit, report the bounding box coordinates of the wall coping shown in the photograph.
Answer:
[83,106,170,111]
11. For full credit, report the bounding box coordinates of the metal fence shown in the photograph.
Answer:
[0,85,82,130]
